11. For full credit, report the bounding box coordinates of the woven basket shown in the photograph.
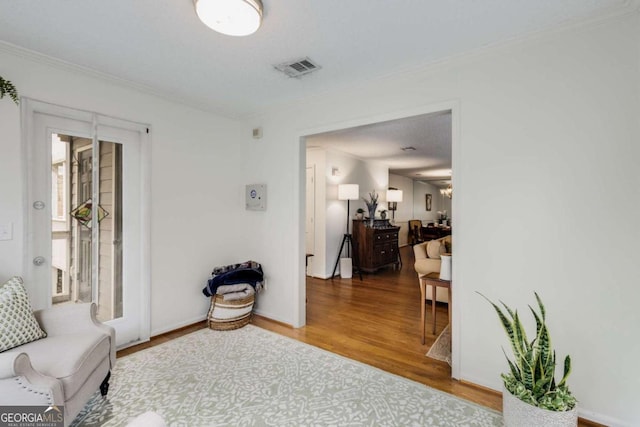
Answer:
[207,293,255,331]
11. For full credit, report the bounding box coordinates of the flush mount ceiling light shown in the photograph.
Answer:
[195,0,263,37]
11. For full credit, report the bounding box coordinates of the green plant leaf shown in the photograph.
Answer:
[0,76,19,105]
[534,291,546,321]
[479,291,574,412]
[558,355,572,387]
[502,348,521,381]
[477,293,519,356]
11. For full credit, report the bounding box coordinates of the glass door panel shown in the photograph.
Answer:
[50,134,123,322]
[27,101,148,348]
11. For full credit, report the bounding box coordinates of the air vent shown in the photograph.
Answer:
[274,57,322,78]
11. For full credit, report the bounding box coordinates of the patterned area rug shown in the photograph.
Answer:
[72,325,501,426]
[426,325,452,366]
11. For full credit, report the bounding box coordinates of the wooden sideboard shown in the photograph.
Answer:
[352,219,400,273]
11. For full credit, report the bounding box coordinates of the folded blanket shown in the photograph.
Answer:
[217,283,255,301]
[202,260,264,297]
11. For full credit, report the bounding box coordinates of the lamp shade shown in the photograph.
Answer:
[195,0,263,37]
[386,189,403,203]
[338,184,359,201]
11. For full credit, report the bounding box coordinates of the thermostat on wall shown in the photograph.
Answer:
[246,184,267,211]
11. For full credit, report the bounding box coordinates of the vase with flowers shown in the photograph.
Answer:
[437,210,448,225]
[363,190,378,227]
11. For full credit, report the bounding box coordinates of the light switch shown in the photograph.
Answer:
[0,222,12,241]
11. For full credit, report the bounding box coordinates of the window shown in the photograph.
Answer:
[51,134,68,222]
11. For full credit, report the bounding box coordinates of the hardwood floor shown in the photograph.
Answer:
[254,246,501,410]
[119,245,602,427]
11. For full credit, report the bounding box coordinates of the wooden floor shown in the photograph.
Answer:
[119,245,601,427]
[254,246,501,411]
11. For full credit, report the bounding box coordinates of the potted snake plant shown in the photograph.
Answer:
[0,76,19,105]
[480,292,577,426]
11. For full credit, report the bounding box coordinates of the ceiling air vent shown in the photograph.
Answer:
[274,57,322,78]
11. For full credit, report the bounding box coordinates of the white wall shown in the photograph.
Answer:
[241,11,640,426]
[0,45,245,336]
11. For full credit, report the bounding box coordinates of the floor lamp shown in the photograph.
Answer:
[386,188,403,223]
[331,184,362,279]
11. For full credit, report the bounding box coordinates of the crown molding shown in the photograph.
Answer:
[0,40,239,120]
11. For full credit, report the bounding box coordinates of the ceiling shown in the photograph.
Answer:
[0,0,630,119]
[306,111,452,184]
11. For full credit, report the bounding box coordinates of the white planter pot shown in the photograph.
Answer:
[503,386,578,427]
[339,258,353,279]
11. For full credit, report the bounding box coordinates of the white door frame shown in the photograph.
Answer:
[305,165,315,276]
[294,100,461,378]
[21,98,151,348]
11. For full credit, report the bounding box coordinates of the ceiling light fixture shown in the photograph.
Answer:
[194,0,263,37]
[440,184,453,199]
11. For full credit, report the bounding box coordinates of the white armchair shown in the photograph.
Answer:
[0,303,115,426]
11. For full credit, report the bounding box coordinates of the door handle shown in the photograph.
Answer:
[33,256,46,266]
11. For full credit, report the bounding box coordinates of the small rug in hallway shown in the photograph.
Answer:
[426,325,452,366]
[72,325,501,426]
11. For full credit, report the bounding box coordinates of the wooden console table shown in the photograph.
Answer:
[419,272,451,343]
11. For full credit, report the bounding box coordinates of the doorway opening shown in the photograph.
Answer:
[299,105,458,379]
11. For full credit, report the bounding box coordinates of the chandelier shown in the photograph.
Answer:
[440,184,452,199]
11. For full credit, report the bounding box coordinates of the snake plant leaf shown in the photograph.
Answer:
[480,292,575,411]
[478,293,519,352]
[502,348,521,381]
[500,300,516,320]
[558,355,572,387]
[534,376,552,396]
[534,291,546,320]
[529,304,543,336]
[512,311,531,360]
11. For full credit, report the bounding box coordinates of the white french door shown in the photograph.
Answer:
[23,99,150,348]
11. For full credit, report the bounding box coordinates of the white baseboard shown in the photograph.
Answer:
[307,273,333,279]
[252,308,293,327]
[577,409,632,427]
[150,313,207,337]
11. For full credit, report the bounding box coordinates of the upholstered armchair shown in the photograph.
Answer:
[413,235,452,302]
[0,302,115,426]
